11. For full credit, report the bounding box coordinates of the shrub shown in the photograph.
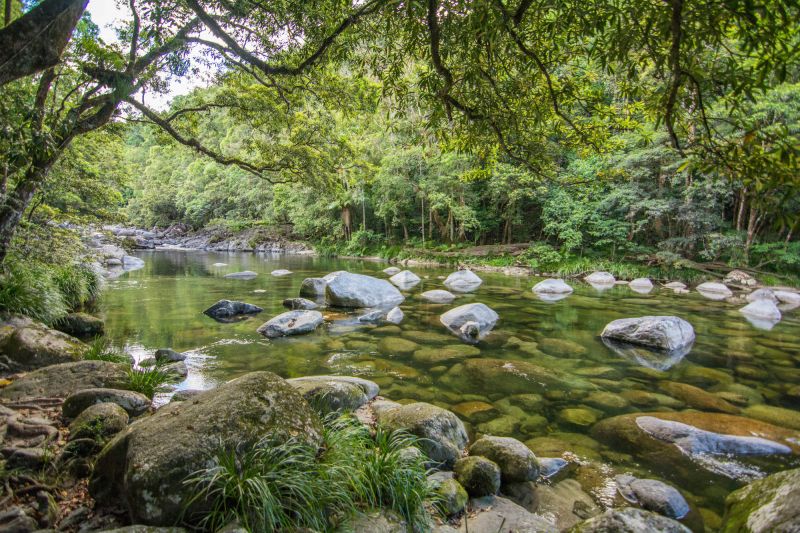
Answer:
[184,415,434,531]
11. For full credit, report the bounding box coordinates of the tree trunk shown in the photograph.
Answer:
[0,164,49,262]
[736,189,747,232]
[744,204,758,262]
[341,206,352,241]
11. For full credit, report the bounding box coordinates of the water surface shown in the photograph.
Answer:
[100,250,800,525]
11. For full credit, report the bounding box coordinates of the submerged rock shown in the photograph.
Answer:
[468,436,539,483]
[421,289,456,303]
[601,316,695,352]
[299,277,327,297]
[90,372,323,526]
[440,303,498,343]
[257,310,324,338]
[615,474,690,519]
[271,269,292,276]
[383,266,401,276]
[658,381,739,414]
[0,360,129,401]
[0,316,87,370]
[443,270,483,292]
[324,271,405,308]
[377,402,468,468]
[629,278,654,294]
[223,270,258,279]
[721,467,800,532]
[203,300,262,321]
[282,297,319,310]
[572,507,691,532]
[446,358,591,395]
[664,281,687,290]
[287,375,378,414]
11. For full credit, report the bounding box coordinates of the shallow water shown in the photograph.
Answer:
[100,250,800,525]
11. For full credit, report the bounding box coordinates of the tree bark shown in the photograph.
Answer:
[0,163,51,262]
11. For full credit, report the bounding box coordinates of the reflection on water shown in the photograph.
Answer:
[100,250,800,522]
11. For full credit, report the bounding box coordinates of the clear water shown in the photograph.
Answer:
[100,250,800,526]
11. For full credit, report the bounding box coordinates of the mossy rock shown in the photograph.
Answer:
[721,467,800,532]
[450,401,498,424]
[0,316,87,370]
[0,360,129,401]
[454,456,501,497]
[428,474,468,518]
[287,375,378,414]
[469,436,539,483]
[742,404,800,431]
[55,312,105,337]
[68,402,129,441]
[63,388,152,419]
[377,337,419,355]
[90,371,322,526]
[442,358,591,395]
[658,381,739,414]
[539,337,588,357]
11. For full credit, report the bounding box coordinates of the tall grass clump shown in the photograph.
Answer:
[184,414,435,532]
[0,263,68,324]
[83,337,131,364]
[125,366,170,398]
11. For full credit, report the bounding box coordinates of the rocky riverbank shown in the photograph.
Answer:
[103,224,312,254]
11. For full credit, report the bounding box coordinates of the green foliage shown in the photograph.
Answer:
[0,262,68,324]
[184,415,434,532]
[125,366,170,399]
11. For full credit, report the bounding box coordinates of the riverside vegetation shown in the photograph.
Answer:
[1,0,800,531]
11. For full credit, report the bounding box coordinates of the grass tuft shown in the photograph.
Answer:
[184,414,434,531]
[125,366,170,398]
[83,337,130,364]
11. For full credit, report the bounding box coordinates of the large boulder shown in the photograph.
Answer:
[443,270,482,292]
[435,496,555,532]
[377,402,468,468]
[440,303,499,343]
[287,375,379,414]
[721,467,800,532]
[299,277,327,298]
[0,317,87,370]
[468,436,539,483]
[282,298,319,310]
[746,288,778,303]
[55,313,105,337]
[572,507,691,532]
[256,310,323,338]
[90,372,323,526]
[324,272,405,308]
[63,388,151,419]
[0,360,129,401]
[154,348,186,363]
[532,279,573,294]
[600,316,695,352]
[203,300,262,320]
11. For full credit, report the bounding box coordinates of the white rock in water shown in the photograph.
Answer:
[696,282,732,298]
[421,289,456,303]
[585,271,616,285]
[271,269,293,276]
[122,256,145,270]
[629,278,654,294]
[775,290,800,308]
[739,300,781,321]
[601,316,695,352]
[440,303,498,343]
[532,279,573,294]
[299,277,327,297]
[212,262,228,267]
[746,288,778,303]
[389,270,421,288]
[386,307,404,324]
[383,266,401,276]
[444,270,483,292]
[324,271,405,308]
[663,281,686,290]
[256,310,323,338]
[224,271,258,279]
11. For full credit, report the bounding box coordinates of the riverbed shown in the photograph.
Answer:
[99,250,800,525]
